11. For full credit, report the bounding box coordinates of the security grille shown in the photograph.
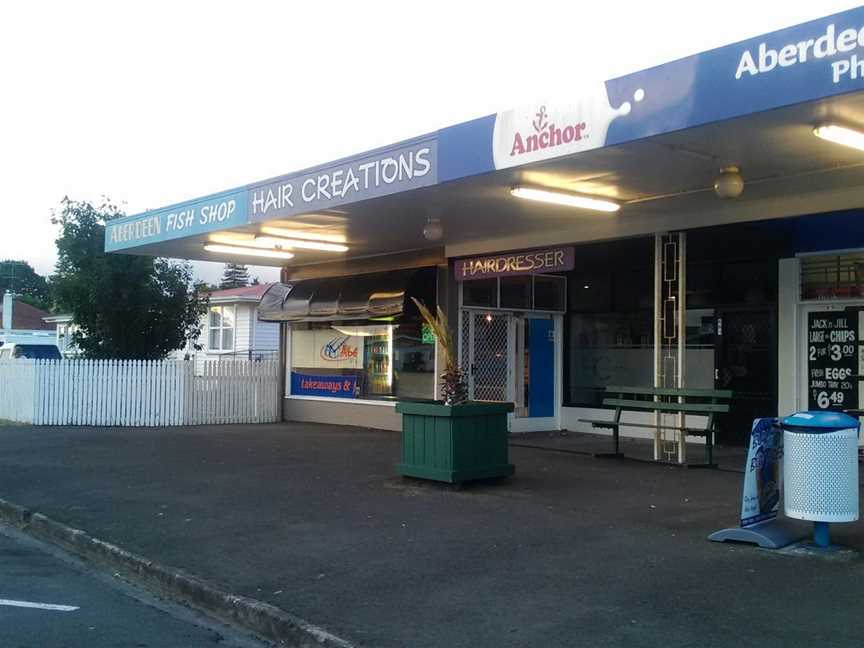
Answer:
[461,310,510,402]
[460,309,471,372]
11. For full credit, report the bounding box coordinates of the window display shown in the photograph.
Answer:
[289,321,435,401]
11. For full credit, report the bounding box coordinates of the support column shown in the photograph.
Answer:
[653,237,663,461]
[654,232,687,464]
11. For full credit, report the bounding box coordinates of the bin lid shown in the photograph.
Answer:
[781,411,860,431]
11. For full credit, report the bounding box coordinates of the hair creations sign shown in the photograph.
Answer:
[454,247,574,281]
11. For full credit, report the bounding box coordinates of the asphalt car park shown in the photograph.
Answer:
[0,527,266,648]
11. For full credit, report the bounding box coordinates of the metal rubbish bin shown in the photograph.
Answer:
[782,411,860,547]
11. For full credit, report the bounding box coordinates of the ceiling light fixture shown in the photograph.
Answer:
[209,232,256,245]
[254,236,348,252]
[510,186,620,212]
[713,166,744,199]
[813,124,864,152]
[210,232,347,253]
[203,244,295,260]
[259,226,347,244]
[332,325,396,337]
[423,217,443,242]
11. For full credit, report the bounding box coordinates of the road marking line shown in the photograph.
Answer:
[0,598,79,612]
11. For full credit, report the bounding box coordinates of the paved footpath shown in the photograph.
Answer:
[0,528,267,648]
[0,423,862,647]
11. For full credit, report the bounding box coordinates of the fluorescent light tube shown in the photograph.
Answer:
[259,226,347,244]
[204,244,295,260]
[254,236,348,252]
[208,232,347,253]
[814,124,864,152]
[511,186,620,212]
[209,233,256,245]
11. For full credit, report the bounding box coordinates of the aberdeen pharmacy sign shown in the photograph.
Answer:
[735,22,864,84]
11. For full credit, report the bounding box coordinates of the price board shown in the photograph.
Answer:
[806,311,860,411]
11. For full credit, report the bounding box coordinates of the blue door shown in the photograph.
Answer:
[528,319,555,418]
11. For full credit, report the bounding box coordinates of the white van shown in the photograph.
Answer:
[0,342,62,360]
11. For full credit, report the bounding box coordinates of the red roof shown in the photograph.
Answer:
[208,283,274,299]
[11,300,56,331]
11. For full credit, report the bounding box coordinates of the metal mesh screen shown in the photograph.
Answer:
[784,429,859,522]
[470,312,509,402]
[460,310,471,372]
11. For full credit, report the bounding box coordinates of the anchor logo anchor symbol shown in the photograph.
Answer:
[532,105,548,133]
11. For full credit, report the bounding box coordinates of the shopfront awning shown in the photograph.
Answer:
[103,7,864,270]
[257,269,420,322]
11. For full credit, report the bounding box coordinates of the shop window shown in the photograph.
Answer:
[534,275,566,311]
[460,275,566,312]
[208,305,235,352]
[564,233,780,414]
[565,257,654,407]
[462,278,498,308]
[800,251,864,300]
[500,276,532,310]
[289,320,435,402]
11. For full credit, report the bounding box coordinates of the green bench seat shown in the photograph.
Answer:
[578,385,733,467]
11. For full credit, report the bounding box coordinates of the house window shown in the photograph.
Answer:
[208,305,235,352]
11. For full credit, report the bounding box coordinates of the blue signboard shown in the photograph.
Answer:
[740,418,782,528]
[604,7,864,148]
[291,372,359,399]
[247,137,437,223]
[487,8,864,173]
[105,189,248,252]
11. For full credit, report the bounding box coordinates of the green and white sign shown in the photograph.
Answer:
[105,189,248,252]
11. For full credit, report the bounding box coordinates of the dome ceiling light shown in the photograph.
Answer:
[713,166,744,199]
[423,217,443,242]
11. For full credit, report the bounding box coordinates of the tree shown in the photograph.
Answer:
[0,260,52,311]
[52,198,209,360]
[219,263,250,289]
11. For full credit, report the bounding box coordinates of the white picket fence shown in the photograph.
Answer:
[0,359,280,426]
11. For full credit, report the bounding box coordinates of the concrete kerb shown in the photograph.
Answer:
[0,497,356,648]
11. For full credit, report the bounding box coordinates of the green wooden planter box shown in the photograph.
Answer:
[395,401,515,483]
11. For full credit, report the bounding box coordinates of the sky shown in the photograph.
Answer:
[0,0,861,284]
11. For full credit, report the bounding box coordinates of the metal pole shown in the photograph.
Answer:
[813,521,830,548]
[677,232,687,465]
[278,322,287,423]
[653,234,663,461]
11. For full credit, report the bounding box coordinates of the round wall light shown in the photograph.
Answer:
[714,166,744,199]
[423,217,443,242]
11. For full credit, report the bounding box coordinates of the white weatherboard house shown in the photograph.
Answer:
[195,284,280,362]
[43,284,280,363]
[42,313,77,356]
[0,290,56,345]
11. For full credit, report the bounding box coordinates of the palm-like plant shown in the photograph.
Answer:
[411,298,468,406]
